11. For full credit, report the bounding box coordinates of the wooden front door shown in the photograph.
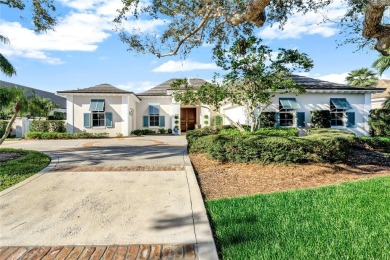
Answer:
[180,108,196,132]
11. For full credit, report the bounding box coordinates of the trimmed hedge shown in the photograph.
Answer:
[29,120,66,133]
[311,110,331,128]
[218,127,299,137]
[259,112,277,128]
[369,109,390,137]
[131,129,156,136]
[187,128,354,163]
[26,132,109,139]
[355,136,390,153]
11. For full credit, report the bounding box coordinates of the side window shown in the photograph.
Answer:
[148,104,160,127]
[279,98,300,127]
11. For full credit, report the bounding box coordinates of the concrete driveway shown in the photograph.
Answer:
[0,136,218,259]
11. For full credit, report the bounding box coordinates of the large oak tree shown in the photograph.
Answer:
[115,0,390,57]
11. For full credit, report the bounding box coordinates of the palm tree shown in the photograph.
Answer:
[0,86,58,145]
[372,50,390,76]
[0,35,16,76]
[345,68,378,87]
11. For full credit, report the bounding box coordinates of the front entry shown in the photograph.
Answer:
[180,108,196,132]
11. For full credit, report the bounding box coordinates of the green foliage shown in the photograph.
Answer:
[382,96,390,109]
[158,128,167,134]
[372,51,390,76]
[259,112,276,127]
[188,128,352,163]
[204,114,209,119]
[29,120,66,133]
[0,120,9,138]
[131,129,156,136]
[213,116,222,127]
[207,177,390,259]
[369,109,390,136]
[167,128,172,134]
[355,136,390,153]
[307,128,355,137]
[204,120,209,125]
[310,110,331,128]
[0,148,50,191]
[48,111,66,120]
[26,132,109,139]
[345,68,378,87]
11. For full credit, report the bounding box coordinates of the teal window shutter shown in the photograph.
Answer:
[346,112,355,128]
[105,112,113,128]
[296,112,305,128]
[275,112,280,128]
[84,113,91,128]
[159,116,165,127]
[143,116,149,127]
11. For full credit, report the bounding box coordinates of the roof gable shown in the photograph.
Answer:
[58,83,135,94]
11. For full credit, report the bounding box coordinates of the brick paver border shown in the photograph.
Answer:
[0,244,196,260]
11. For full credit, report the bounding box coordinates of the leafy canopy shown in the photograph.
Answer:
[345,68,378,88]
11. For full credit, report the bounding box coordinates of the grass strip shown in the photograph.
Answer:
[0,148,50,191]
[206,177,390,259]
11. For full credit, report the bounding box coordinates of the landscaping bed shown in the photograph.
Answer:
[0,148,50,191]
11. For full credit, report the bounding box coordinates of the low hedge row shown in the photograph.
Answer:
[29,120,66,133]
[131,129,173,136]
[355,136,390,152]
[188,128,355,163]
[26,132,109,139]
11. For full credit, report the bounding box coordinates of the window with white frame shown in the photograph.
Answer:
[90,99,105,127]
[149,104,160,127]
[279,98,300,127]
[330,98,352,127]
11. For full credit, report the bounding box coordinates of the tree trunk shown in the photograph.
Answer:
[0,108,19,145]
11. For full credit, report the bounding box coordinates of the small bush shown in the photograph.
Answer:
[29,120,66,133]
[204,120,209,125]
[204,115,209,119]
[131,129,156,136]
[213,116,223,127]
[311,110,331,128]
[26,132,109,139]
[158,128,167,134]
[369,109,390,137]
[259,112,276,128]
[167,128,172,134]
[48,112,66,120]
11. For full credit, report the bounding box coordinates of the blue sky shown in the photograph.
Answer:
[0,0,381,94]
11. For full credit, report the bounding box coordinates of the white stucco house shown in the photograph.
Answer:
[57,75,385,137]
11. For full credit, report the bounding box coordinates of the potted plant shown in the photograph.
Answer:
[173,114,180,135]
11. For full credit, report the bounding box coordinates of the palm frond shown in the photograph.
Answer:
[0,54,16,76]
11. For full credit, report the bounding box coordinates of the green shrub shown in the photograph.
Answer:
[255,128,299,137]
[48,112,66,120]
[204,114,209,119]
[369,109,390,136]
[213,115,223,127]
[304,135,352,162]
[167,128,172,134]
[0,120,10,138]
[259,112,276,128]
[158,128,167,134]
[204,120,209,125]
[26,132,109,139]
[307,128,355,137]
[355,136,390,152]
[311,110,331,128]
[29,120,66,133]
[131,129,156,136]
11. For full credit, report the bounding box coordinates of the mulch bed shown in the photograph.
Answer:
[0,152,27,163]
[190,149,390,200]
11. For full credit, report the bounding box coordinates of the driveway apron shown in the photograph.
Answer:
[0,136,218,259]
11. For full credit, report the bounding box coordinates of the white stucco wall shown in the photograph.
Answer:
[221,92,371,136]
[61,94,138,137]
[136,96,173,130]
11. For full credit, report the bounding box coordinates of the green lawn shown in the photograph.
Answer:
[207,177,390,260]
[0,148,50,191]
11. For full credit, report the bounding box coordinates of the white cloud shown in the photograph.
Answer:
[259,1,348,40]
[152,59,219,73]
[316,72,349,84]
[0,0,165,64]
[117,81,157,93]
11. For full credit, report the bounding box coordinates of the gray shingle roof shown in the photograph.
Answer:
[291,75,380,90]
[137,78,208,96]
[0,80,66,109]
[57,83,135,94]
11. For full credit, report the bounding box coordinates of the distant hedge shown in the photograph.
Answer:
[26,132,108,139]
[29,120,66,133]
[369,109,390,137]
[187,128,354,163]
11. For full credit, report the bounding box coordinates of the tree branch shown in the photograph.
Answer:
[156,10,212,58]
